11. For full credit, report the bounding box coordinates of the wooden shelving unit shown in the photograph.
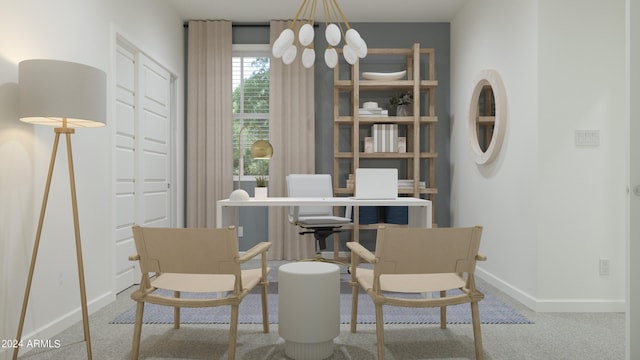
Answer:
[332,43,438,232]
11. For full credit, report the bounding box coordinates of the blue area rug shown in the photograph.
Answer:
[111,277,532,325]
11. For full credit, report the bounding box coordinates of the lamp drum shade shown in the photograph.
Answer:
[19,59,107,127]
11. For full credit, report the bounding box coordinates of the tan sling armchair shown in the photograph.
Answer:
[347,225,486,360]
[128,225,271,360]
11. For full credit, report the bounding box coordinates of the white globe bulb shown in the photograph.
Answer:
[356,39,368,58]
[282,44,298,65]
[324,47,338,68]
[345,28,364,50]
[343,44,358,65]
[272,41,287,58]
[325,23,341,46]
[302,48,316,68]
[298,23,315,47]
[272,29,294,58]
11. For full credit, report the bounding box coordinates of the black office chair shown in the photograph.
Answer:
[286,174,351,265]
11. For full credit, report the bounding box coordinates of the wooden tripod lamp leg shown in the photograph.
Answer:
[13,128,93,360]
[13,131,61,360]
[64,129,93,359]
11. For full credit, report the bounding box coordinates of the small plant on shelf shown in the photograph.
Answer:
[388,92,413,107]
[389,92,413,116]
[255,175,268,187]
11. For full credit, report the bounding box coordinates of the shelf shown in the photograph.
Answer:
[334,187,438,195]
[478,116,495,124]
[335,152,437,159]
[335,116,438,124]
[341,223,415,230]
[360,153,415,159]
[334,79,438,90]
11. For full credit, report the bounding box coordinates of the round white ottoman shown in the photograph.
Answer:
[278,262,340,360]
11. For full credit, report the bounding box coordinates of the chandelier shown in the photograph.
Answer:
[272,0,367,68]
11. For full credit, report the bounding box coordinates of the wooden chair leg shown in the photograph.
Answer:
[173,291,180,329]
[350,284,359,333]
[261,281,269,333]
[131,302,145,360]
[440,290,447,329]
[375,303,385,360]
[228,304,239,360]
[471,301,484,360]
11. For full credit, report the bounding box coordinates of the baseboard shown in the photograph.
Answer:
[476,267,625,312]
[13,291,115,356]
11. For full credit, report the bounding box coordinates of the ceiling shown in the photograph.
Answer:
[164,0,469,23]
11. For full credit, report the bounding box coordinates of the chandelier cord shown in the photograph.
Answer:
[289,0,310,30]
[329,0,350,30]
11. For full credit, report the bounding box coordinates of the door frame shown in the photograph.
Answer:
[626,1,639,358]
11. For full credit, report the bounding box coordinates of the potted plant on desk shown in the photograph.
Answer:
[254,175,268,200]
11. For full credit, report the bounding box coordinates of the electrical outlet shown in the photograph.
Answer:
[599,258,610,276]
[238,226,243,238]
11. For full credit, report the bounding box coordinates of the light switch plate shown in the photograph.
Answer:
[575,130,600,146]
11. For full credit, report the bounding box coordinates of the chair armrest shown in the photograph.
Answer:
[476,253,487,261]
[128,254,140,261]
[346,242,376,264]
[238,242,272,263]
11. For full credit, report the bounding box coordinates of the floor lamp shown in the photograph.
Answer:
[13,60,106,360]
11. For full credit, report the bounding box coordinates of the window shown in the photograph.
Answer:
[232,45,270,179]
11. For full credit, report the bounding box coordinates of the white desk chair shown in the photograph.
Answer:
[286,174,351,265]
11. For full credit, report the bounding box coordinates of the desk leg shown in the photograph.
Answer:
[216,203,223,227]
[353,206,360,243]
[408,205,432,228]
[216,205,238,228]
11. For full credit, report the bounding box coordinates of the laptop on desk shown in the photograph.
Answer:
[353,168,398,200]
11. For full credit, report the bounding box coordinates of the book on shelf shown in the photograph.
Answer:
[358,108,389,116]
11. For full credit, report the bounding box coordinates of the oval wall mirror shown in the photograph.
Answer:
[468,69,507,165]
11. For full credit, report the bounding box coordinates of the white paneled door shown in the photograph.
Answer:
[137,53,172,228]
[114,39,174,292]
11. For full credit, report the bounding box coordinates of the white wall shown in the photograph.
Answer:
[451,0,626,311]
[0,0,184,357]
[537,0,626,310]
[451,0,540,304]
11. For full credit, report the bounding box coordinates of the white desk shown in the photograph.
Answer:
[217,197,431,260]
[216,196,432,230]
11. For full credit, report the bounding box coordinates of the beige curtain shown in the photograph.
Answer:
[268,20,316,260]
[186,20,233,228]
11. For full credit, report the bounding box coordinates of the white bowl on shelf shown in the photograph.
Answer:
[361,70,406,81]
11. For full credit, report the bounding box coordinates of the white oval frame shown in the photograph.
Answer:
[468,69,507,165]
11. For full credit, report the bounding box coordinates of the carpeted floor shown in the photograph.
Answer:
[13,261,625,360]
